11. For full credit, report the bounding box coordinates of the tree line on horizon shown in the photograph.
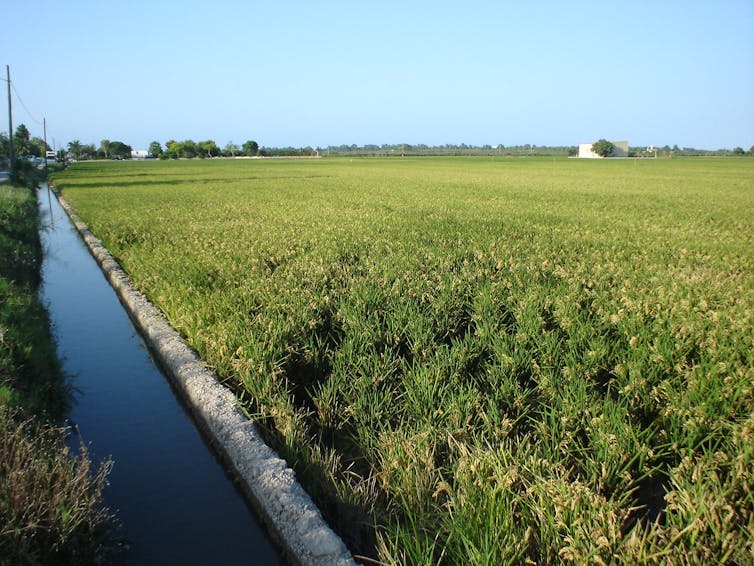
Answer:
[55,139,259,161]
[314,142,753,158]
[2,124,753,163]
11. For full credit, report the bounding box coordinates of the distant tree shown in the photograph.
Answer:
[162,140,176,158]
[148,141,163,158]
[224,142,240,157]
[13,124,32,156]
[749,145,754,155]
[166,140,181,159]
[82,144,98,159]
[591,139,614,157]
[100,139,111,158]
[198,140,220,158]
[109,141,132,159]
[30,137,49,158]
[181,140,198,158]
[67,140,82,159]
[0,132,8,160]
[167,139,198,158]
[242,140,259,156]
[732,147,745,156]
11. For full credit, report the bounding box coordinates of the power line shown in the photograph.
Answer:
[10,80,44,126]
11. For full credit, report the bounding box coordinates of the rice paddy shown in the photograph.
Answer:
[52,156,754,564]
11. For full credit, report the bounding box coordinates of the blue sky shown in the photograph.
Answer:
[3,0,753,151]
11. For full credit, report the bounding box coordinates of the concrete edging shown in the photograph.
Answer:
[51,187,355,566]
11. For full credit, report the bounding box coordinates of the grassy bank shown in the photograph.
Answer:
[53,156,754,564]
[0,176,114,564]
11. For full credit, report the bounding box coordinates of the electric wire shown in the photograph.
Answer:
[10,81,44,127]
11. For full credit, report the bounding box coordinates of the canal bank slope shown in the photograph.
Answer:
[50,186,355,566]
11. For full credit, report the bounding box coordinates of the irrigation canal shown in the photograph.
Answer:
[38,186,284,565]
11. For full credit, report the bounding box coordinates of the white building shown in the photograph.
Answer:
[578,140,629,158]
[131,149,149,160]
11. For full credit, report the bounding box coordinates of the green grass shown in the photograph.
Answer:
[53,156,754,564]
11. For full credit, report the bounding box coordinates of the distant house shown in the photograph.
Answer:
[578,141,629,158]
[131,149,149,160]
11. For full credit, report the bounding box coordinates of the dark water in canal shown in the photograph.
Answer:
[37,187,284,565]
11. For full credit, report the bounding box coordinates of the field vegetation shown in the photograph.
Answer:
[52,156,754,564]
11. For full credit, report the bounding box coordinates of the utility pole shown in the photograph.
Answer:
[44,117,54,226]
[43,117,48,177]
[6,65,13,169]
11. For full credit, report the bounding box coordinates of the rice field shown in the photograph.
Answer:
[52,156,754,564]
